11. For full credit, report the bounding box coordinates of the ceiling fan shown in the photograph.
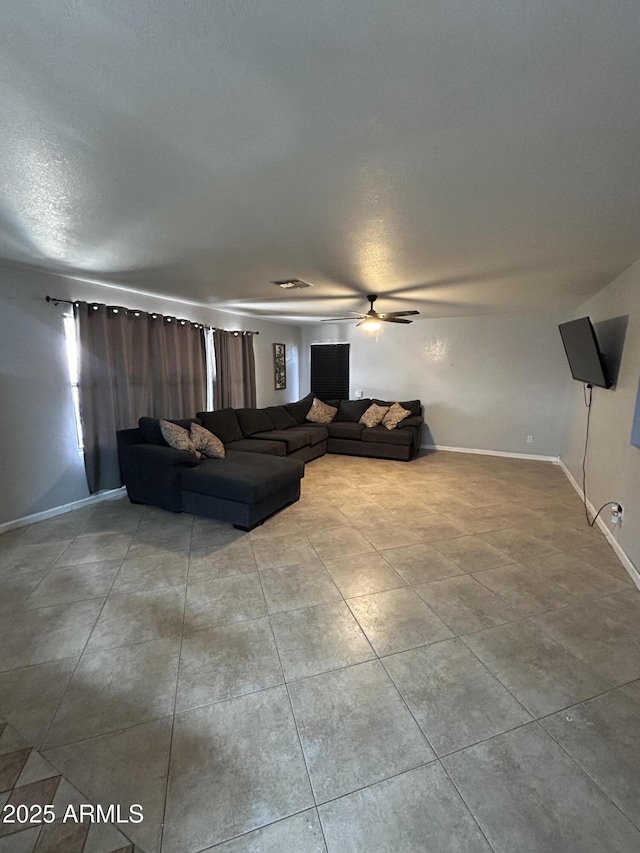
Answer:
[322,294,419,331]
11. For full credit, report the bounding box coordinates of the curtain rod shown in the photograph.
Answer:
[45,296,259,334]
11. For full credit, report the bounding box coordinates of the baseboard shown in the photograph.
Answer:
[421,444,560,463]
[557,458,640,590]
[0,487,127,536]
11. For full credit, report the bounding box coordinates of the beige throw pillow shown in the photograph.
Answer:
[190,422,226,458]
[382,402,412,430]
[306,397,338,424]
[160,420,200,456]
[359,403,389,428]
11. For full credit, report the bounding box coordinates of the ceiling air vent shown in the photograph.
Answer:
[272,279,314,289]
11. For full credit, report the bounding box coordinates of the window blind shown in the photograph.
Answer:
[310,343,350,399]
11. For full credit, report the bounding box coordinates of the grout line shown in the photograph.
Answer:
[158,513,194,853]
[438,758,500,853]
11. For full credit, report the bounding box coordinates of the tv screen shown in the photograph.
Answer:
[558,317,611,389]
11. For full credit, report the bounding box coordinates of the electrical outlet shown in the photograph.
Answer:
[526,435,533,443]
[611,504,623,525]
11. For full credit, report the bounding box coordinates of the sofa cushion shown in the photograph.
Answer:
[307,398,337,424]
[374,399,422,417]
[236,407,274,436]
[359,403,389,428]
[397,416,424,429]
[326,422,365,440]
[196,409,243,444]
[361,425,413,446]
[225,438,286,456]
[285,425,328,446]
[190,422,225,458]
[285,394,314,424]
[181,452,303,503]
[265,406,298,431]
[382,402,412,430]
[336,399,372,422]
[139,417,201,447]
[252,430,310,453]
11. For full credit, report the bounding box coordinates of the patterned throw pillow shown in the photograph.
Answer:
[306,397,338,424]
[359,403,389,428]
[190,422,226,459]
[381,402,412,430]
[159,420,200,456]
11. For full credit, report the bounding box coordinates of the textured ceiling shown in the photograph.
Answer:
[1,0,639,322]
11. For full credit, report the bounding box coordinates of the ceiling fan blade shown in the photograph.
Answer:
[321,316,366,321]
[377,310,420,318]
[380,317,413,324]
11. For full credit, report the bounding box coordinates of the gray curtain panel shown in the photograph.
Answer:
[76,303,206,493]
[213,330,257,409]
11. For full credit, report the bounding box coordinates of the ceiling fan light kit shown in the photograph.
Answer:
[321,294,419,330]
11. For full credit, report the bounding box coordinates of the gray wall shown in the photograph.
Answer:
[301,311,570,457]
[561,259,640,569]
[0,263,301,524]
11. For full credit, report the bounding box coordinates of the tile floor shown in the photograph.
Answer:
[1,451,639,852]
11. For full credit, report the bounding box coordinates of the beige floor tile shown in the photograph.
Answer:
[188,540,257,583]
[260,561,341,614]
[307,526,375,560]
[24,561,121,609]
[184,574,265,632]
[176,617,283,710]
[271,601,374,680]
[414,575,522,635]
[0,600,104,671]
[322,551,406,597]
[473,563,577,616]
[86,586,185,651]
[164,688,313,851]
[0,659,78,747]
[56,533,133,567]
[347,587,453,656]
[111,551,189,594]
[251,533,318,570]
[44,637,180,748]
[380,543,464,585]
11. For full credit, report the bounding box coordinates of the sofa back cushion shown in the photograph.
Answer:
[336,399,372,422]
[285,393,314,424]
[374,399,422,417]
[236,407,274,436]
[265,406,298,430]
[139,416,201,446]
[196,409,243,444]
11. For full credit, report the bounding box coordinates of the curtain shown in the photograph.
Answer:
[76,303,206,493]
[213,330,257,409]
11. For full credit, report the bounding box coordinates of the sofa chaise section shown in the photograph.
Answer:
[117,418,304,529]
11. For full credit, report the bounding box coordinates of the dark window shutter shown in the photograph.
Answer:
[310,344,350,399]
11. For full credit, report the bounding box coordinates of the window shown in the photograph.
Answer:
[310,343,350,399]
[63,313,84,451]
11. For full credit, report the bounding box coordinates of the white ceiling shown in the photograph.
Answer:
[1,0,639,323]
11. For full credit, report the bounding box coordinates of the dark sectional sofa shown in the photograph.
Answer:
[117,395,424,528]
[197,394,424,463]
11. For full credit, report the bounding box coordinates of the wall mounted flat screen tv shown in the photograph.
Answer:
[558,317,611,389]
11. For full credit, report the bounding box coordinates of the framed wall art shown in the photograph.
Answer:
[273,342,286,390]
